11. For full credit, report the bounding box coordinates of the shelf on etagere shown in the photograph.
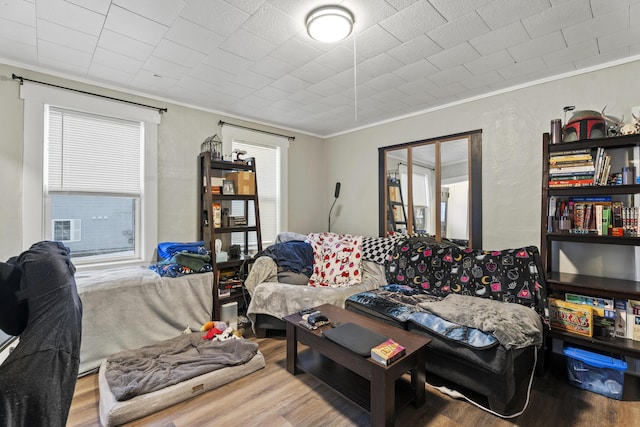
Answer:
[548,133,640,152]
[546,232,640,245]
[549,328,640,358]
[210,194,256,201]
[547,184,640,197]
[208,159,254,171]
[546,271,640,300]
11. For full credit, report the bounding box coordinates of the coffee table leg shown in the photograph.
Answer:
[371,368,394,427]
[412,350,426,407]
[286,321,298,374]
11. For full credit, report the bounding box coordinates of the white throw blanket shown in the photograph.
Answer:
[418,294,543,350]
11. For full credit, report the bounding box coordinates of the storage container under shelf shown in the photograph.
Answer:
[563,345,627,400]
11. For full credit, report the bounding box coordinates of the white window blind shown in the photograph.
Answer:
[231,141,278,248]
[47,107,142,194]
[45,107,143,260]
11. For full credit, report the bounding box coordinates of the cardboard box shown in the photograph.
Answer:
[225,171,255,195]
[550,298,593,337]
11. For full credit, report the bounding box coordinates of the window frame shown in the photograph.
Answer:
[20,82,159,268]
[221,126,288,248]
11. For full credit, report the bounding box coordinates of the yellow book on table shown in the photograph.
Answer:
[371,339,406,366]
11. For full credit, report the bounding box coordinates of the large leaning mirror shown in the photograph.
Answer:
[379,130,482,249]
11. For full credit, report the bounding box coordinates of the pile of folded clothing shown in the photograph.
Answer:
[149,241,213,277]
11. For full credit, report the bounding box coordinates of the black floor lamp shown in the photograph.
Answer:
[328,182,341,232]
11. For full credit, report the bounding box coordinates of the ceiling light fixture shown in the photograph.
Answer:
[306,6,354,43]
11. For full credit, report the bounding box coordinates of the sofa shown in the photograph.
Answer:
[244,232,549,416]
[345,236,549,417]
[244,232,391,336]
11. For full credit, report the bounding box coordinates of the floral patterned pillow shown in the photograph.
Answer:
[306,232,363,287]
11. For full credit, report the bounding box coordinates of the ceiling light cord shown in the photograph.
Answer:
[353,29,357,122]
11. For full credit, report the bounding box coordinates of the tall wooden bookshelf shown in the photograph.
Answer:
[541,132,640,358]
[198,153,262,320]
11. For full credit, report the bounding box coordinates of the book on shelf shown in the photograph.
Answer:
[595,154,611,185]
[550,148,591,156]
[596,204,603,235]
[574,204,585,229]
[593,147,604,184]
[602,206,611,235]
[549,179,594,188]
[583,203,593,230]
[549,164,596,174]
[550,161,595,168]
[615,299,628,339]
[550,174,595,180]
[565,294,615,317]
[612,201,623,227]
[550,177,595,188]
[549,153,593,163]
[628,299,640,342]
[622,207,639,236]
[370,339,406,366]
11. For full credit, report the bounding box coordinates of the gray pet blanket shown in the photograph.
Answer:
[105,334,259,401]
[418,294,543,350]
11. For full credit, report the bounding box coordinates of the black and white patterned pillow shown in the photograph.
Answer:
[362,236,402,264]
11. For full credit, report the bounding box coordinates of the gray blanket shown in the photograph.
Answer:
[105,334,259,401]
[418,294,543,350]
[76,267,214,375]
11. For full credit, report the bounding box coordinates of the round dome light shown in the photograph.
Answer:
[306,6,354,43]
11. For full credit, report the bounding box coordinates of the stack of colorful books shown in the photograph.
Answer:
[549,149,595,187]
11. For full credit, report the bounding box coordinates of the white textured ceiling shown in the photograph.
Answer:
[1,0,639,137]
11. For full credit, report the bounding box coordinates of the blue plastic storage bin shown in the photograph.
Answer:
[563,345,627,400]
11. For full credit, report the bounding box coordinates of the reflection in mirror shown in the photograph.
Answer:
[410,144,436,235]
[379,130,482,249]
[384,148,411,234]
[440,138,469,242]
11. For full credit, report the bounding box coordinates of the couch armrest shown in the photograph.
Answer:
[244,257,278,296]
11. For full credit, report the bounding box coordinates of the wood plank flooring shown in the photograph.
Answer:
[67,333,640,427]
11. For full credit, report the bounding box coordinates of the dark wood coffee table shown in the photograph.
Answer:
[283,303,431,427]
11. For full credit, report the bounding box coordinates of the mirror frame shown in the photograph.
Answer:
[378,129,482,249]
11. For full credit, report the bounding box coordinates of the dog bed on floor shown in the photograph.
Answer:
[98,336,265,426]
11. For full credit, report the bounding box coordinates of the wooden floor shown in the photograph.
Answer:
[67,333,640,427]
